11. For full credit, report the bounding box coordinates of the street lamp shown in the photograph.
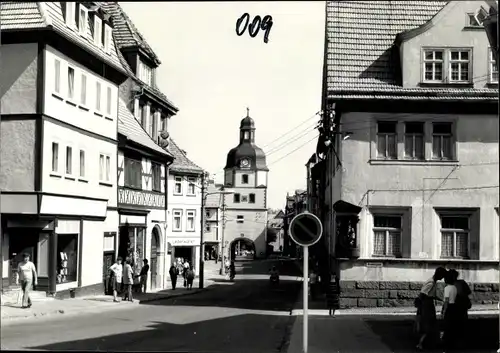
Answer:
[199,188,233,289]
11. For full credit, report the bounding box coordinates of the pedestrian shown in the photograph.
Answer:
[183,260,190,287]
[415,266,447,351]
[186,268,195,289]
[16,253,38,309]
[136,259,149,293]
[109,257,123,302]
[451,269,472,335]
[122,257,134,301]
[309,270,318,301]
[441,270,459,351]
[326,273,340,317]
[169,264,178,290]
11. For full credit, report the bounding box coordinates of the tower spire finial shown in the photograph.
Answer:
[246,107,250,117]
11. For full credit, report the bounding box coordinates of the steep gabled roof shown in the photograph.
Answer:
[325,1,498,100]
[99,2,161,66]
[205,185,223,208]
[0,2,126,75]
[167,138,204,175]
[118,98,173,158]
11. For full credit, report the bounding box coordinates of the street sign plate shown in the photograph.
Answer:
[288,212,323,247]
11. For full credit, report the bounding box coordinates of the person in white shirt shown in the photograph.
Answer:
[109,257,123,302]
[16,253,38,309]
[442,270,459,351]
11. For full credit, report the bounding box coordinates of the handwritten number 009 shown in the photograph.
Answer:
[236,13,273,44]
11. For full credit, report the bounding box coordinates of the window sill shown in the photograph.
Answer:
[152,189,162,193]
[419,82,473,88]
[172,229,182,232]
[52,93,64,101]
[369,159,458,166]
[486,82,498,88]
[78,177,89,183]
[187,194,196,197]
[65,99,77,107]
[186,230,196,233]
[173,193,183,196]
[104,116,113,121]
[64,175,76,181]
[462,26,485,31]
[50,172,62,178]
[99,181,113,187]
[123,186,142,191]
[94,112,103,118]
[440,256,470,260]
[78,104,90,112]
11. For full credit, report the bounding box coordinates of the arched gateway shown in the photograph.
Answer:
[229,237,256,260]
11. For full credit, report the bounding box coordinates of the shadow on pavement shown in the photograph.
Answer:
[28,313,298,352]
[364,316,499,352]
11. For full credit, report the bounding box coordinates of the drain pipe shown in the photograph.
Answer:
[164,159,173,289]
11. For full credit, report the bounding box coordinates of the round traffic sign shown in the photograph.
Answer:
[288,212,323,247]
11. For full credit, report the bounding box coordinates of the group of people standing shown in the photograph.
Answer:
[108,257,149,303]
[416,266,472,351]
[168,258,195,290]
[308,268,341,317]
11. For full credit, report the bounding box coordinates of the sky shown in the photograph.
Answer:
[120,1,325,209]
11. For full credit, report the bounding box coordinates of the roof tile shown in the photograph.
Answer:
[325,1,498,100]
[167,138,204,175]
[118,98,173,158]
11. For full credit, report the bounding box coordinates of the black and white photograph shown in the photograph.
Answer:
[0,1,499,352]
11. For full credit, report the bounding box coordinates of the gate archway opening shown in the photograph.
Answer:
[150,226,161,290]
[230,238,256,261]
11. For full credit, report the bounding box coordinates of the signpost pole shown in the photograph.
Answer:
[303,245,309,353]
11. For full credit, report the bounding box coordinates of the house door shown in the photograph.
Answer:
[9,230,39,287]
[150,229,159,290]
[102,251,115,295]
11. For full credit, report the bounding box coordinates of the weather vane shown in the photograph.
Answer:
[246,107,250,116]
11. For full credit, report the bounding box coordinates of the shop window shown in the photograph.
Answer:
[57,234,79,283]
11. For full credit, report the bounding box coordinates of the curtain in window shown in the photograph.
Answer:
[387,231,401,256]
[441,232,453,257]
[373,231,385,255]
[456,232,468,257]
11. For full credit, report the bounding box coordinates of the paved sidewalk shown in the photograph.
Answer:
[1,278,218,324]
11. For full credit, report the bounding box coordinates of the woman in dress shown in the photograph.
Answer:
[416,266,447,351]
[122,257,134,302]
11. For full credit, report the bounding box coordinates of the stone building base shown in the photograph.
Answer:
[339,280,499,308]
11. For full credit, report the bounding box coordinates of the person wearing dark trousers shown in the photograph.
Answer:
[122,257,134,302]
[136,259,149,293]
[326,273,340,317]
[169,264,178,290]
[186,268,195,289]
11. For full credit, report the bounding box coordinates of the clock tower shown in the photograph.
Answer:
[221,109,269,259]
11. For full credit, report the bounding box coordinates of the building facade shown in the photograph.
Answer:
[1,2,127,297]
[312,0,499,307]
[103,2,178,292]
[204,181,223,260]
[222,111,269,259]
[165,140,204,275]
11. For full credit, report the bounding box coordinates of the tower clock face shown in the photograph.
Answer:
[240,159,250,167]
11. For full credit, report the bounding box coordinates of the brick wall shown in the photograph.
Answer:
[339,280,499,308]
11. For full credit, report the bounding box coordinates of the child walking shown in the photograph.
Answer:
[326,273,340,317]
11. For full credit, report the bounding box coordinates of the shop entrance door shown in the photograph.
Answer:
[150,230,159,290]
[103,251,115,295]
[8,230,39,287]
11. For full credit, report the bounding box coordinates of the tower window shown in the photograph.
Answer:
[242,174,249,184]
[244,131,249,140]
[234,193,241,203]
[249,193,255,203]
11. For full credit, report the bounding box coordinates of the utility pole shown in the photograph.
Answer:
[0,4,4,294]
[198,172,207,289]
[219,189,227,275]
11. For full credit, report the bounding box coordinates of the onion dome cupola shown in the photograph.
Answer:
[224,108,268,171]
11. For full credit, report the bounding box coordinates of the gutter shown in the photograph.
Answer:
[163,158,174,289]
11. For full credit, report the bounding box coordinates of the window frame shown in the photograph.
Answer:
[236,215,244,224]
[54,59,61,95]
[65,2,76,28]
[174,176,183,195]
[106,86,112,116]
[233,193,241,203]
[95,81,102,113]
[187,177,196,196]
[422,47,473,84]
[376,121,397,160]
[172,209,183,232]
[186,210,196,232]
[439,214,471,259]
[372,214,403,257]
[489,47,499,84]
[123,157,141,189]
[103,25,112,54]
[65,146,74,177]
[205,223,211,232]
[94,16,103,47]
[241,174,249,184]
[79,149,86,180]
[404,122,425,160]
[80,73,87,106]
[151,162,162,192]
[78,5,88,36]
[51,142,59,174]
[99,153,112,184]
[448,49,471,83]
[67,65,76,101]
[249,193,256,204]
[431,122,454,160]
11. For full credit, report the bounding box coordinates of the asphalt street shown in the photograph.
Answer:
[1,258,302,353]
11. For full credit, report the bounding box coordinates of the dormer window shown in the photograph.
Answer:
[65,2,76,27]
[489,48,498,84]
[94,16,103,47]
[422,48,472,84]
[78,5,88,35]
[467,13,483,27]
[104,25,112,54]
[138,60,153,85]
